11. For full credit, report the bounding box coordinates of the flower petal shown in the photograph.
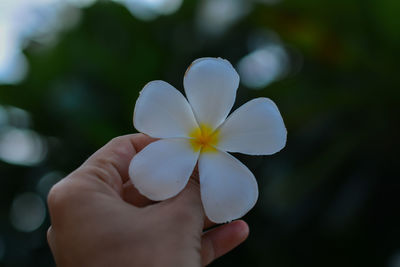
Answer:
[198,150,258,223]
[216,98,287,155]
[184,57,240,130]
[134,80,199,138]
[129,139,199,201]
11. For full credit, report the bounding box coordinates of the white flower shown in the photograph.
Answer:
[129,57,287,223]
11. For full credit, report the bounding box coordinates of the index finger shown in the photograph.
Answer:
[71,133,157,195]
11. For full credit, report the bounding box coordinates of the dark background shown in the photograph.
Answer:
[0,0,399,266]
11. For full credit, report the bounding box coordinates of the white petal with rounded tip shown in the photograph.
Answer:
[216,98,287,155]
[184,57,240,130]
[134,80,199,138]
[198,150,258,223]
[129,139,199,201]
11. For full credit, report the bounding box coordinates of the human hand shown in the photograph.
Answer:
[47,134,249,267]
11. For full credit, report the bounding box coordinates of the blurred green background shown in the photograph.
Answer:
[0,0,399,266]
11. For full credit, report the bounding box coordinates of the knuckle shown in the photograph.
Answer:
[47,178,86,226]
[47,183,63,211]
[83,164,122,191]
[47,180,74,214]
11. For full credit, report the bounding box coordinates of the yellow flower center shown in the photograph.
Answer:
[189,124,220,153]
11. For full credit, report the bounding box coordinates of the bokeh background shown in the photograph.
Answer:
[0,0,399,266]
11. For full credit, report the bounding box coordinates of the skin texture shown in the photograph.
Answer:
[47,133,249,267]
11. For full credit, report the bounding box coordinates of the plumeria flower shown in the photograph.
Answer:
[129,57,287,223]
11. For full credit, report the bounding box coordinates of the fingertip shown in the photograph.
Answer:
[129,133,159,152]
[201,219,250,265]
[231,220,249,241]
